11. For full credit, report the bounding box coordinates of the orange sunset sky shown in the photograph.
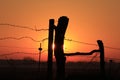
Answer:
[0,0,120,62]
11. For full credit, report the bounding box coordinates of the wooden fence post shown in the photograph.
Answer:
[47,19,54,80]
[54,16,69,80]
[97,40,105,79]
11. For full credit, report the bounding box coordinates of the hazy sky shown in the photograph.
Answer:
[0,0,120,62]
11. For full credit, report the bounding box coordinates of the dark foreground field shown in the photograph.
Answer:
[0,60,120,80]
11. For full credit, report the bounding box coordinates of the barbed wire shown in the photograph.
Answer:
[0,23,120,51]
[0,51,120,63]
[0,23,48,31]
[104,46,120,50]
[0,36,48,42]
[65,38,97,46]
[0,36,120,51]
[0,46,37,49]
[0,50,47,57]
[0,52,37,56]
[1,23,120,68]
[0,23,120,62]
[65,38,120,51]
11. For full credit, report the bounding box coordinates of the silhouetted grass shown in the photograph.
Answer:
[0,60,120,80]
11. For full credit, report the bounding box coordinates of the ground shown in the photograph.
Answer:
[0,60,120,80]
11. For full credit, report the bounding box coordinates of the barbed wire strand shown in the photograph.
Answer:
[0,50,47,57]
[0,52,37,56]
[65,38,97,46]
[65,38,120,51]
[0,46,37,49]
[0,36,48,42]
[0,23,48,31]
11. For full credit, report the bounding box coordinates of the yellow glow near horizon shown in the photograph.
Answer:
[52,43,66,51]
[52,43,55,50]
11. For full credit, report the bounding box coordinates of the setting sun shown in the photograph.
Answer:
[52,43,66,51]
[52,43,55,50]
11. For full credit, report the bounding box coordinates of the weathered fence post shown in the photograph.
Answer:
[47,19,54,80]
[54,16,69,80]
[97,40,105,79]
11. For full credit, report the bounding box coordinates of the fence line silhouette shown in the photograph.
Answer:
[0,36,48,42]
[1,22,120,80]
[0,22,120,63]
